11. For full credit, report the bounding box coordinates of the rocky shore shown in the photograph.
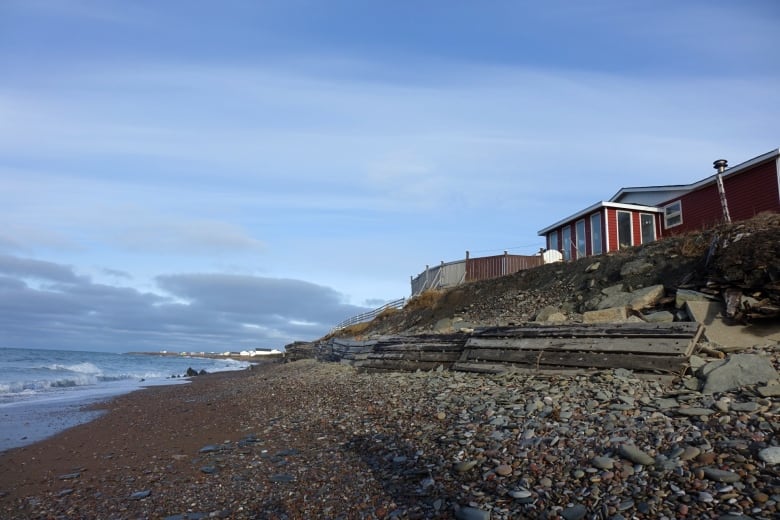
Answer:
[1,356,777,519]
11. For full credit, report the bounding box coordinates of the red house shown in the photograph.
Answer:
[538,148,780,260]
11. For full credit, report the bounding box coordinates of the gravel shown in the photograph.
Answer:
[1,359,778,519]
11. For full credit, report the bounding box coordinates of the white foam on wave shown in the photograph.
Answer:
[47,361,103,375]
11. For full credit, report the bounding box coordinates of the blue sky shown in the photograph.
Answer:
[1,0,778,352]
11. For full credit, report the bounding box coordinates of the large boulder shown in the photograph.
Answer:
[583,306,628,324]
[699,354,780,394]
[592,284,665,311]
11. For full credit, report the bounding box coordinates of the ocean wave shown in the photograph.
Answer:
[46,362,103,375]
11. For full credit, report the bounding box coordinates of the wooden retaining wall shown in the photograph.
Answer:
[316,322,703,374]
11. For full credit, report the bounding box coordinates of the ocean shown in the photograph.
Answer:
[0,347,251,452]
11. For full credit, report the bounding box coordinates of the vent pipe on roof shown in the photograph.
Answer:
[713,159,731,223]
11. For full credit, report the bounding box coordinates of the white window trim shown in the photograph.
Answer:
[664,200,683,228]
[616,210,633,249]
[590,212,603,255]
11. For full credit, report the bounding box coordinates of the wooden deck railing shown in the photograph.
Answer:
[332,297,406,331]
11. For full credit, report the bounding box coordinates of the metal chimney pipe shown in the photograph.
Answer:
[713,159,731,223]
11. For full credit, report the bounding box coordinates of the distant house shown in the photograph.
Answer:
[538,148,780,259]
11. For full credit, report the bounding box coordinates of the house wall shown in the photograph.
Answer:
[583,216,592,257]
[606,208,618,252]
[662,160,780,234]
[549,207,656,259]
[724,160,780,220]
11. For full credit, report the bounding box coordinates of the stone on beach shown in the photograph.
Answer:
[618,444,655,465]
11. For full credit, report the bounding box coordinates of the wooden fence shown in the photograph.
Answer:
[411,251,544,296]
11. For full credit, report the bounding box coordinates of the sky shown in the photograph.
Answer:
[1,0,778,353]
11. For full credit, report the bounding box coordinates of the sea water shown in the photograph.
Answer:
[0,347,250,452]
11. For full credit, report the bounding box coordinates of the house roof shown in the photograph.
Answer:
[610,148,780,202]
[677,147,779,194]
[537,201,662,236]
[539,148,780,237]
[609,184,691,203]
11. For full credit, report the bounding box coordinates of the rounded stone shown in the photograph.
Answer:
[758,447,780,465]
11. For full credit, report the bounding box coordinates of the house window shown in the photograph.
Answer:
[664,201,683,228]
[576,219,586,259]
[640,213,655,244]
[591,213,602,255]
[617,211,632,249]
[561,226,572,261]
[548,231,559,253]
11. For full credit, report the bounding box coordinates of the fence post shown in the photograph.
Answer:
[465,250,470,282]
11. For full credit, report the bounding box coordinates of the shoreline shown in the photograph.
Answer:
[1,359,777,519]
[0,359,262,454]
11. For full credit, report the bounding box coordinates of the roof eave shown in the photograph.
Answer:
[537,202,662,236]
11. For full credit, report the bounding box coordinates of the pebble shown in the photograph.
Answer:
[495,464,512,476]
[679,446,701,461]
[676,407,714,416]
[591,456,615,469]
[702,467,741,483]
[455,506,491,520]
[561,503,587,520]
[618,444,655,465]
[455,460,479,472]
[758,447,780,465]
[129,490,151,500]
[508,489,532,499]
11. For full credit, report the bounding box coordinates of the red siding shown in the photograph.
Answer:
[663,160,780,235]
[584,218,592,256]
[606,208,618,252]
[632,213,641,245]
[724,161,780,220]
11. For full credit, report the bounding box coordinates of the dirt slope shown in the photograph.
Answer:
[331,212,780,339]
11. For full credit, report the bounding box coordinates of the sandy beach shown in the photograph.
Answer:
[1,359,778,519]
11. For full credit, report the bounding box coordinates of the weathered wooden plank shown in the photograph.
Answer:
[686,324,705,357]
[331,338,377,348]
[462,348,685,372]
[373,343,465,352]
[465,336,692,355]
[474,322,701,338]
[357,359,452,371]
[366,351,462,363]
[450,362,510,374]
